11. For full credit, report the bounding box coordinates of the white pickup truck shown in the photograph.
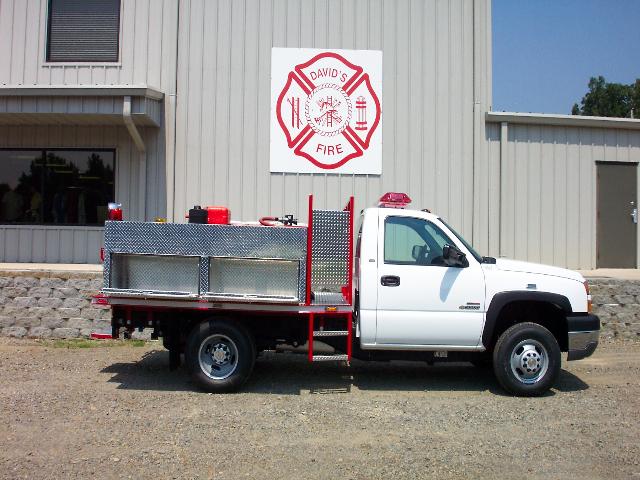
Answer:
[95,193,599,396]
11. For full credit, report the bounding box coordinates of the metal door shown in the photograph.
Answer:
[375,213,485,347]
[596,162,638,268]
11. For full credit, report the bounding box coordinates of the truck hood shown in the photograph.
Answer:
[495,258,584,282]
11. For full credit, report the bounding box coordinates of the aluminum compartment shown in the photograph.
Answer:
[108,253,200,296]
[102,221,308,302]
[207,257,301,302]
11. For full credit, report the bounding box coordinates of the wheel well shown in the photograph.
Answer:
[488,301,568,352]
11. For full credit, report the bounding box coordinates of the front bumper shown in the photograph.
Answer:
[566,314,600,361]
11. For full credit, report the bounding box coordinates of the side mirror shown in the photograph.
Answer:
[411,244,426,261]
[442,244,468,267]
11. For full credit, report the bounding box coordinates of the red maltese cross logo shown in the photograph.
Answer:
[276,52,381,170]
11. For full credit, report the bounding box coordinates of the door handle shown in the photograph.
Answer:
[631,202,638,224]
[380,275,400,287]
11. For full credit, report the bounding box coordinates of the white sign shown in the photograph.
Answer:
[270,48,382,174]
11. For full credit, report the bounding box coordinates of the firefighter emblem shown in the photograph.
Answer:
[275,52,381,170]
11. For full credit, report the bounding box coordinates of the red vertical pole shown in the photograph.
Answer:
[308,313,315,362]
[305,194,313,306]
[346,312,353,360]
[346,196,354,305]
[306,194,314,362]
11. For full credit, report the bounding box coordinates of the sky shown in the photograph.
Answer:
[492,0,640,114]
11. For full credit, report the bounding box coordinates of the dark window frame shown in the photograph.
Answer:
[0,147,116,226]
[45,0,122,63]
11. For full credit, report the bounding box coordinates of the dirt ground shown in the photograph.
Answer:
[0,338,639,480]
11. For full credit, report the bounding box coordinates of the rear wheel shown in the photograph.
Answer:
[185,319,256,393]
[493,322,561,396]
[163,335,182,370]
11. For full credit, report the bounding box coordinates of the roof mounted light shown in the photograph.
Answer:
[378,192,412,208]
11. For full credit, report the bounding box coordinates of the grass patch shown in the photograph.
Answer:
[44,339,147,349]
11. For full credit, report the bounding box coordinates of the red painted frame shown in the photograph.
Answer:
[305,194,314,307]
[346,196,355,357]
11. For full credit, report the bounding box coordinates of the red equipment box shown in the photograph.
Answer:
[206,206,230,224]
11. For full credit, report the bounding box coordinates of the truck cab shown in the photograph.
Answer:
[354,194,599,395]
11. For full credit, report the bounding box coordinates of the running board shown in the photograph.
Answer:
[313,330,348,337]
[312,354,349,362]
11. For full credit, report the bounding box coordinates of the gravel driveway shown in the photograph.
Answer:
[1,338,638,479]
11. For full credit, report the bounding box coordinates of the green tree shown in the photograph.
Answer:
[571,76,639,118]
[632,79,640,118]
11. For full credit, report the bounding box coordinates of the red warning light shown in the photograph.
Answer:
[107,202,123,221]
[378,192,412,208]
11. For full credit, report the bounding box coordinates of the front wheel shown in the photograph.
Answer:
[493,322,561,396]
[185,319,256,393]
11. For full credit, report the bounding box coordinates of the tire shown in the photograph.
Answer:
[492,322,561,397]
[163,332,183,370]
[162,336,176,351]
[185,319,256,393]
[470,355,492,369]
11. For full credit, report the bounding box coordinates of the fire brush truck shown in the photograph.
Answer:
[92,193,600,396]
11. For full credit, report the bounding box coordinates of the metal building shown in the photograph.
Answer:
[0,0,638,269]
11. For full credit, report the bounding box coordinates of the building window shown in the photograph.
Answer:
[46,0,121,62]
[0,149,115,226]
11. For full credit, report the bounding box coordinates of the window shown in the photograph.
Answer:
[384,216,455,266]
[0,149,115,226]
[439,218,483,263]
[47,0,121,62]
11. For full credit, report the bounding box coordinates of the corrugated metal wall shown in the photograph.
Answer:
[0,0,494,262]
[473,120,500,256]
[171,0,492,239]
[483,122,640,269]
[0,0,175,262]
[0,0,177,223]
[0,124,166,262]
[0,0,178,90]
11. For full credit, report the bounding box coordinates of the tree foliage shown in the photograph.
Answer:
[571,76,640,118]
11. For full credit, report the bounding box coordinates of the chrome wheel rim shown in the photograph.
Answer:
[198,334,239,380]
[509,339,549,384]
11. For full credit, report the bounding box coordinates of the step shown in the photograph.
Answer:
[312,354,349,362]
[313,330,349,337]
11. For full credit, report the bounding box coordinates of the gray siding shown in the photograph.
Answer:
[0,225,104,263]
[0,124,166,262]
[0,0,494,262]
[482,122,640,269]
[0,95,162,126]
[0,0,174,262]
[0,0,178,92]
[171,0,492,240]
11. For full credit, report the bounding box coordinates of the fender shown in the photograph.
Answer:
[482,291,572,348]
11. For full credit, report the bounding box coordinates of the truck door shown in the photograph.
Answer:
[375,213,486,347]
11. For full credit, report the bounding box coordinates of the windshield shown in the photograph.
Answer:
[438,218,483,263]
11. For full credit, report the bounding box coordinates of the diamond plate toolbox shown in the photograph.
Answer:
[311,209,350,295]
[103,221,307,302]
